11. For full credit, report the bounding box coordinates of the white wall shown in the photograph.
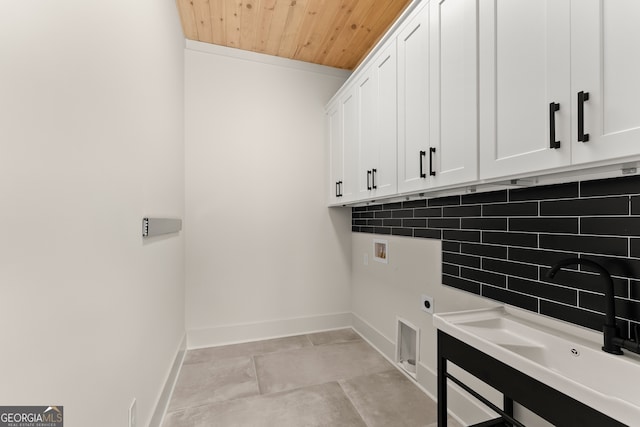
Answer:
[351,233,499,424]
[0,1,185,426]
[185,42,352,347]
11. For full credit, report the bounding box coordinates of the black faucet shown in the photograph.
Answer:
[546,257,640,356]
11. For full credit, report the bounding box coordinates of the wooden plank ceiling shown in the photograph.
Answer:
[176,0,412,70]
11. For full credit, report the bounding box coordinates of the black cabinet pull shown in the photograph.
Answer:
[372,169,377,189]
[429,147,436,176]
[367,170,372,190]
[578,91,590,142]
[335,181,340,197]
[549,102,561,149]
[420,150,426,178]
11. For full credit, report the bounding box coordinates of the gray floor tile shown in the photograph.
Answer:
[307,328,362,346]
[168,355,259,411]
[426,416,463,427]
[162,382,367,427]
[184,335,312,365]
[340,369,437,427]
[254,341,393,394]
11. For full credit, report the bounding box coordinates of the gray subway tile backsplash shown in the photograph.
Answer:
[351,174,640,337]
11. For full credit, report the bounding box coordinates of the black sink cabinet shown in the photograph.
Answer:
[436,330,627,427]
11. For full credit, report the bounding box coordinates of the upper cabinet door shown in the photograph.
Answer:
[356,66,377,199]
[341,88,358,202]
[327,102,342,205]
[430,0,478,188]
[327,87,358,205]
[356,42,398,200]
[397,3,430,193]
[479,0,571,180]
[571,0,640,165]
[373,42,398,198]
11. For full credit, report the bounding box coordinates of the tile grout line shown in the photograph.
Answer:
[336,381,372,427]
[251,355,264,395]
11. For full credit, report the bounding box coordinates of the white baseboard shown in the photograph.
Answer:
[351,313,396,359]
[350,313,493,426]
[187,312,352,349]
[149,333,187,427]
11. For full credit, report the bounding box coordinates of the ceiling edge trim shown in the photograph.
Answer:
[185,40,352,79]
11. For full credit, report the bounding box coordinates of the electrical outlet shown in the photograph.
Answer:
[420,295,434,314]
[129,399,137,427]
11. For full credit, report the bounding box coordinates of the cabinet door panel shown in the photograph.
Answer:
[328,104,342,204]
[374,44,398,197]
[432,0,478,187]
[480,0,571,179]
[357,72,376,198]
[342,90,357,202]
[571,0,640,164]
[398,4,430,193]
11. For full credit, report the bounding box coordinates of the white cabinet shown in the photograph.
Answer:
[328,102,342,205]
[356,64,376,198]
[429,0,478,187]
[342,88,358,202]
[356,41,398,200]
[479,0,571,180]
[328,87,358,205]
[397,0,478,194]
[571,0,640,165]
[397,2,431,193]
[480,0,640,178]
[328,0,640,206]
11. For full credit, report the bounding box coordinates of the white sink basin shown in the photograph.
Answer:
[434,307,640,426]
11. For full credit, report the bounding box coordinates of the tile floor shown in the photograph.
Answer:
[162,329,463,427]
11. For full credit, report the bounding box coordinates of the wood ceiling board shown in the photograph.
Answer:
[277,0,311,58]
[312,0,361,66]
[340,0,409,69]
[253,0,277,53]
[224,0,243,48]
[177,0,199,40]
[177,0,413,70]
[209,0,226,45]
[193,0,215,43]
[239,0,261,51]
[263,0,292,56]
[321,0,376,68]
[288,0,328,61]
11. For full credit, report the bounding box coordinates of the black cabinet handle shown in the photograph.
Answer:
[429,147,436,176]
[578,91,590,142]
[372,169,377,189]
[367,170,372,190]
[549,102,560,149]
[420,150,426,178]
[335,181,340,197]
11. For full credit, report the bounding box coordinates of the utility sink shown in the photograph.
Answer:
[434,307,640,426]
